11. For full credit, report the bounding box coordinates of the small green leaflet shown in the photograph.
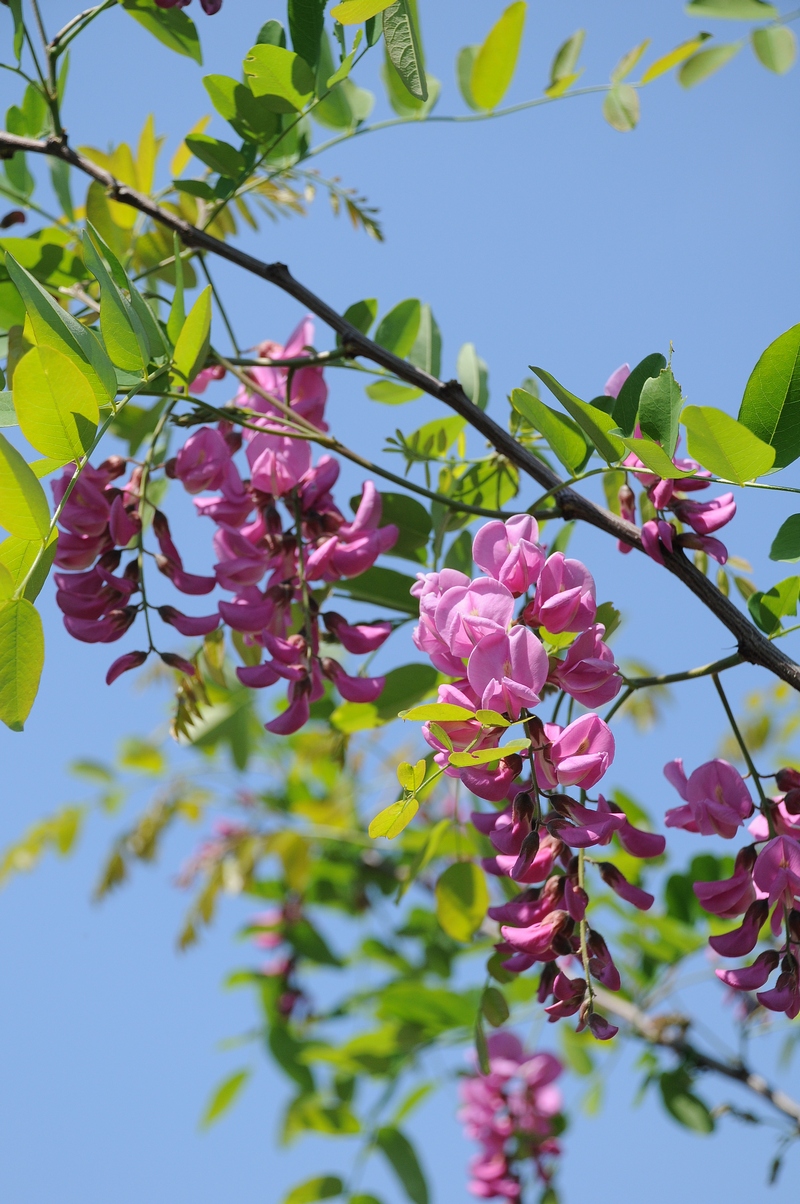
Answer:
[532,366,625,463]
[369,796,419,838]
[602,84,640,132]
[374,298,421,358]
[120,0,202,64]
[283,1176,344,1204]
[685,0,776,17]
[399,703,474,721]
[185,134,246,178]
[457,343,489,410]
[375,1127,429,1204]
[769,514,800,562]
[243,44,316,112]
[751,25,797,74]
[448,738,529,768]
[621,436,695,480]
[612,352,667,437]
[679,42,742,88]
[0,530,57,602]
[510,387,590,474]
[681,404,775,483]
[82,230,149,372]
[13,345,99,462]
[0,597,44,731]
[546,29,585,94]
[435,861,489,942]
[481,985,509,1027]
[738,323,800,470]
[335,565,419,614]
[366,380,422,404]
[640,34,712,84]
[396,759,426,790]
[638,365,682,456]
[173,286,212,385]
[470,2,527,111]
[0,432,50,540]
[383,0,427,101]
[331,0,392,23]
[200,1068,251,1128]
[287,0,326,71]
[457,45,480,108]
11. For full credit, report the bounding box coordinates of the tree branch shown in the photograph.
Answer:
[593,987,800,1128]
[4,130,800,689]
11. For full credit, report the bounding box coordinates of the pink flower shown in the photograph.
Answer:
[460,756,524,803]
[558,795,626,848]
[213,525,271,591]
[551,624,622,707]
[63,606,137,643]
[709,899,768,957]
[175,427,231,494]
[677,532,729,565]
[412,568,472,675]
[193,461,253,527]
[52,465,111,537]
[716,950,780,991]
[640,519,675,565]
[673,492,736,536]
[501,910,573,959]
[525,553,596,634]
[239,317,328,432]
[694,848,757,918]
[467,627,549,718]
[190,363,225,393]
[604,364,630,398]
[664,758,753,838]
[158,606,220,637]
[533,715,615,791]
[753,836,800,912]
[108,495,141,546]
[598,861,654,911]
[306,482,398,581]
[322,658,385,703]
[472,515,545,597]
[247,432,312,497]
[322,611,392,654]
[299,455,340,511]
[435,578,515,658]
[265,689,310,736]
[106,649,148,684]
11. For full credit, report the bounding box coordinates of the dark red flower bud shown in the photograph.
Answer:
[0,209,24,228]
[164,457,178,479]
[160,651,196,676]
[784,789,800,815]
[776,767,800,793]
[537,960,558,1003]
[510,830,540,881]
[106,650,148,685]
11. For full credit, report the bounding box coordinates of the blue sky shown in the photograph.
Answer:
[1,1,800,1201]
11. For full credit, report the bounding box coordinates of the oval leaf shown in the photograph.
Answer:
[640,34,713,84]
[448,738,530,768]
[383,0,428,102]
[738,323,800,470]
[752,25,796,74]
[0,431,50,539]
[682,404,775,483]
[679,42,741,88]
[470,1,526,111]
[435,861,489,943]
[243,43,316,112]
[14,345,99,461]
[602,83,640,132]
[375,1127,429,1204]
[374,298,421,358]
[612,352,667,438]
[532,367,625,463]
[510,387,590,474]
[369,796,419,839]
[174,286,212,385]
[200,1068,250,1129]
[637,364,682,455]
[0,597,43,730]
[400,703,475,722]
[770,514,800,562]
[284,1176,344,1204]
[685,0,776,16]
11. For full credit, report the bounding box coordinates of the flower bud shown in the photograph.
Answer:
[106,650,148,685]
[160,651,196,676]
[777,767,800,793]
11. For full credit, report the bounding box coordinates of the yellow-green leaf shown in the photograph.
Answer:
[752,25,797,74]
[510,387,590,474]
[448,738,529,768]
[0,529,57,601]
[0,431,50,539]
[679,42,742,88]
[470,1,527,111]
[173,286,212,385]
[682,404,775,484]
[621,436,696,480]
[399,703,475,722]
[331,0,392,22]
[397,759,426,790]
[243,44,316,112]
[603,83,640,131]
[475,709,510,727]
[546,29,585,93]
[532,367,626,463]
[369,796,419,838]
[200,1068,250,1129]
[435,861,488,942]
[611,39,651,82]
[0,597,43,730]
[640,34,712,84]
[82,230,148,372]
[14,345,99,461]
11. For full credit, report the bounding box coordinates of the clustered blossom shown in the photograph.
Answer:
[458,1033,562,1200]
[665,760,800,1019]
[604,363,737,565]
[413,516,665,1034]
[53,320,399,727]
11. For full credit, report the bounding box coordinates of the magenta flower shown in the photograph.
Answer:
[460,757,524,803]
[64,606,137,644]
[265,689,310,736]
[105,650,148,685]
[678,532,729,565]
[190,364,225,393]
[640,519,675,566]
[108,495,141,547]
[247,432,312,497]
[757,962,800,1019]
[709,899,768,957]
[551,623,622,707]
[472,514,545,597]
[525,553,596,634]
[239,317,328,433]
[753,835,800,911]
[664,758,753,838]
[322,611,392,654]
[321,658,385,703]
[673,492,736,536]
[218,591,274,633]
[558,795,626,848]
[306,482,398,581]
[693,847,756,917]
[467,626,549,718]
[716,950,780,991]
[175,427,231,494]
[533,715,615,791]
[604,363,630,398]
[412,568,472,675]
[158,606,220,637]
[435,578,515,658]
[598,861,654,911]
[501,910,573,959]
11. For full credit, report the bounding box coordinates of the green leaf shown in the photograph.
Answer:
[547,29,585,92]
[510,388,590,474]
[203,75,281,143]
[474,1014,490,1074]
[284,1177,344,1204]
[14,346,99,461]
[330,700,380,732]
[481,985,509,1027]
[769,514,800,562]
[335,565,418,613]
[365,381,423,404]
[679,42,742,87]
[435,861,489,943]
[457,343,489,410]
[0,597,43,730]
[167,233,185,347]
[8,0,23,62]
[637,365,683,455]
[449,739,529,767]
[400,703,474,721]
[173,285,212,384]
[532,367,625,463]
[752,25,796,73]
[408,304,442,378]
[641,34,713,83]
[200,1069,250,1129]
[383,0,428,101]
[374,299,421,358]
[331,0,392,22]
[738,323,800,469]
[456,46,480,109]
[681,404,775,483]
[402,415,466,460]
[612,39,652,83]
[185,134,246,179]
[0,432,49,539]
[288,0,326,70]
[659,1068,714,1133]
[612,352,668,437]
[0,392,16,427]
[353,491,429,562]
[369,797,419,838]
[602,83,640,131]
[341,297,378,337]
[595,600,622,640]
[376,664,438,721]
[375,1127,429,1204]
[444,529,473,574]
[748,577,800,633]
[120,0,202,64]
[685,0,776,17]
[397,759,426,791]
[0,530,56,602]
[82,232,149,372]
[243,44,316,112]
[621,436,695,480]
[5,255,115,405]
[470,2,527,110]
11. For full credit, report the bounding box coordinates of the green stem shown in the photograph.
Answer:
[577,848,594,1011]
[530,466,606,509]
[137,398,177,651]
[50,0,115,58]
[623,652,742,689]
[603,686,633,725]
[711,672,771,812]
[199,255,241,356]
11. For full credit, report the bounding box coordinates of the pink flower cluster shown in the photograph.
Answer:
[458,1032,562,1200]
[665,760,800,1019]
[604,364,736,565]
[53,320,399,720]
[412,516,665,1034]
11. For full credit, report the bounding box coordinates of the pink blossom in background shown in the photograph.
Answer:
[551,623,622,707]
[525,553,596,634]
[533,715,615,791]
[472,514,545,596]
[175,426,231,494]
[664,758,753,838]
[604,363,630,398]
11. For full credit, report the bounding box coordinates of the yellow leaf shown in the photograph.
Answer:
[369,797,419,839]
[470,1,527,111]
[331,0,393,23]
[640,33,712,84]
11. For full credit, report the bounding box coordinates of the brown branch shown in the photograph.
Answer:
[594,987,800,1128]
[5,130,800,690]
